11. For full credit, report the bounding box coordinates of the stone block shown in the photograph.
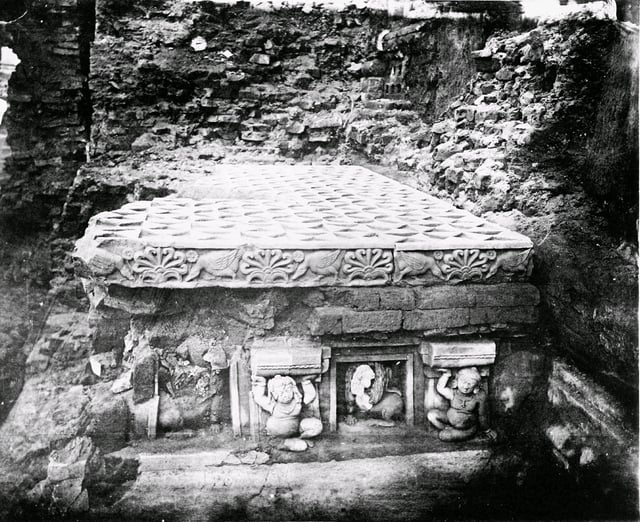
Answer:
[342,310,402,333]
[323,288,381,310]
[414,286,475,309]
[420,340,496,368]
[474,284,540,308]
[469,306,538,326]
[308,307,343,335]
[403,308,469,331]
[379,288,415,310]
[132,350,158,404]
[249,53,270,65]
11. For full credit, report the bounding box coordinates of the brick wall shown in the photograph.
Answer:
[0,0,91,232]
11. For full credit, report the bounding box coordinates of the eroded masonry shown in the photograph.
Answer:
[75,164,537,447]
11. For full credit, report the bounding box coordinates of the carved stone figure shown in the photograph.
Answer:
[485,248,533,279]
[291,249,344,282]
[344,363,404,425]
[394,251,444,282]
[185,248,244,282]
[427,367,496,442]
[252,375,323,443]
[85,247,133,280]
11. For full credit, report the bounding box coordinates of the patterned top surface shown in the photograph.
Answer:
[88,165,531,250]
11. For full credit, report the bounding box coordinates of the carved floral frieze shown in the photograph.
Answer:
[76,245,533,288]
[394,248,532,285]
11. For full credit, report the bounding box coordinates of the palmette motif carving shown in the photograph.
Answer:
[131,247,194,283]
[394,248,532,284]
[239,249,303,284]
[80,246,534,286]
[438,249,496,282]
[343,248,394,284]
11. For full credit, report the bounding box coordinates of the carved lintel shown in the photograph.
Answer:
[420,340,496,369]
[251,337,324,377]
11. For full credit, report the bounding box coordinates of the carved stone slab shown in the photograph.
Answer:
[74,165,533,288]
[250,337,328,377]
[420,340,496,368]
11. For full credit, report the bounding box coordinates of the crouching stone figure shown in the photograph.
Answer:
[252,375,323,444]
[427,367,497,442]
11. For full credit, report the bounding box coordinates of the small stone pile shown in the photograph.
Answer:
[413,26,561,213]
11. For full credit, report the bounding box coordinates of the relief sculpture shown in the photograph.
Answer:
[184,248,245,282]
[343,248,394,284]
[426,367,496,442]
[85,247,134,280]
[485,248,533,279]
[394,250,445,282]
[344,363,404,426]
[291,249,345,282]
[252,374,323,450]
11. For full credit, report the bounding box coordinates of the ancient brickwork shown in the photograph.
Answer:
[88,1,505,160]
[0,0,90,230]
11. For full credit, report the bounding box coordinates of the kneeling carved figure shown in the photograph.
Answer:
[427,367,497,442]
[252,375,323,445]
[345,363,404,426]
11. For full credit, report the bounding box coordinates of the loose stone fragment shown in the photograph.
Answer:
[250,53,270,65]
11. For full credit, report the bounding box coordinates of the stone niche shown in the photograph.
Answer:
[74,164,539,446]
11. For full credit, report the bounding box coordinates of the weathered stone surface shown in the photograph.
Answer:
[86,383,130,452]
[114,450,494,520]
[414,286,475,309]
[132,350,158,404]
[403,308,469,330]
[323,287,381,311]
[547,359,634,445]
[0,378,90,465]
[469,306,538,325]
[341,310,402,333]
[492,350,546,415]
[379,288,415,310]
[47,436,101,484]
[474,284,540,307]
[308,307,343,335]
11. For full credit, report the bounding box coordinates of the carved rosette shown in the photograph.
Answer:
[342,248,394,284]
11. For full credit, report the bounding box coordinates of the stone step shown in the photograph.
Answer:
[114,448,496,520]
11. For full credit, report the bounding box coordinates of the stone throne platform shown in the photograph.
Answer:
[74,164,539,452]
[75,164,532,289]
